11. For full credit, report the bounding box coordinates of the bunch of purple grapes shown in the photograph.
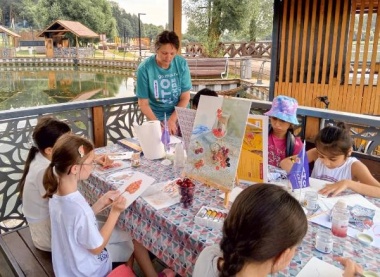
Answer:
[176,178,195,208]
[211,146,231,169]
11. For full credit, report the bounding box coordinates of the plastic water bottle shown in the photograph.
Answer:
[331,200,349,237]
[174,142,185,168]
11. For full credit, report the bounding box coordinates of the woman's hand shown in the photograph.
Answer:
[95,154,113,167]
[335,257,363,277]
[318,180,349,197]
[167,118,177,135]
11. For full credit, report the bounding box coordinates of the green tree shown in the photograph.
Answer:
[184,0,273,54]
[184,0,250,56]
[143,23,164,41]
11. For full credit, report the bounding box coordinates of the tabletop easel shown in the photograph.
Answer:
[186,173,239,208]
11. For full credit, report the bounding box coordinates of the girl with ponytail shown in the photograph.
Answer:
[18,116,70,251]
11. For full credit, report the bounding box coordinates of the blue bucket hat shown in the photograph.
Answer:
[264,95,299,125]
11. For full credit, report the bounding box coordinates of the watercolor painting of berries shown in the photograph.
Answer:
[183,95,251,190]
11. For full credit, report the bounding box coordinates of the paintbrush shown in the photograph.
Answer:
[97,190,128,214]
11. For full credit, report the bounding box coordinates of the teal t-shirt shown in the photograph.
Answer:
[136,55,192,121]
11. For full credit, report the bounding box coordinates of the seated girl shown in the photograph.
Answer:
[193,183,364,276]
[193,184,308,277]
[280,122,380,198]
[264,95,303,168]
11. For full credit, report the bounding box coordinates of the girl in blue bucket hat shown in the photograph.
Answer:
[264,95,303,167]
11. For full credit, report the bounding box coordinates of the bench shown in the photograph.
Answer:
[0,226,54,276]
[186,58,228,79]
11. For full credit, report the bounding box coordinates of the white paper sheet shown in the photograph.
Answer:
[296,257,343,277]
[219,187,244,203]
[142,179,181,210]
[169,135,182,145]
[115,171,155,209]
[309,193,380,248]
[93,160,131,175]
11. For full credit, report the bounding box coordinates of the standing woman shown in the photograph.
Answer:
[136,30,192,135]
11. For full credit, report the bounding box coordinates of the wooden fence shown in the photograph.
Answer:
[273,0,380,115]
[184,41,272,58]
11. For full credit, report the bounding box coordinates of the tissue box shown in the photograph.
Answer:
[194,206,228,229]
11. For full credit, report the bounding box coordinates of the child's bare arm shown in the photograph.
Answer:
[319,161,380,198]
[350,160,380,197]
[306,148,318,162]
[279,156,296,172]
[91,190,120,214]
[89,196,126,255]
[280,148,318,173]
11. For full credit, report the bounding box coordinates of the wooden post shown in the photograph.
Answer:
[76,35,79,59]
[92,106,105,147]
[169,0,182,49]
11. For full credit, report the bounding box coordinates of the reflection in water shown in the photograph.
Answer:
[0,67,136,111]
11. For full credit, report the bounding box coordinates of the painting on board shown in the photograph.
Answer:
[237,115,269,183]
[183,95,251,190]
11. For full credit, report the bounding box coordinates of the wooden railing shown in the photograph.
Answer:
[184,41,272,58]
[0,96,379,233]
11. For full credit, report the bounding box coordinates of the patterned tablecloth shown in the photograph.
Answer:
[79,143,380,277]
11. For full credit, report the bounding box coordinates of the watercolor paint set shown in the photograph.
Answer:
[194,206,228,229]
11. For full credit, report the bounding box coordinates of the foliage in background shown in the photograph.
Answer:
[0,0,274,52]
[0,0,166,44]
[183,0,273,56]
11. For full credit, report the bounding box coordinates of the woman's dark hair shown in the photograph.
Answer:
[219,184,308,277]
[192,88,218,109]
[155,30,180,51]
[315,122,352,157]
[43,133,94,198]
[18,116,71,198]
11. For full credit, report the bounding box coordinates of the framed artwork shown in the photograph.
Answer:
[183,95,251,195]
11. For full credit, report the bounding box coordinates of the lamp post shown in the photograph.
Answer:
[138,13,146,57]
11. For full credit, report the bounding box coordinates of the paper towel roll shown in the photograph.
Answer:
[133,120,165,160]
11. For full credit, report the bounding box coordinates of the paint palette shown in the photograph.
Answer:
[194,206,228,230]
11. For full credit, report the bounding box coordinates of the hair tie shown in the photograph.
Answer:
[78,145,85,158]
[28,137,38,150]
[53,166,59,178]
[49,162,55,167]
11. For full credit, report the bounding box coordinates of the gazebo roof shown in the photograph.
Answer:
[0,26,21,38]
[37,20,99,38]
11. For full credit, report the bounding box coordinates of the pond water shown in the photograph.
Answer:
[0,67,136,111]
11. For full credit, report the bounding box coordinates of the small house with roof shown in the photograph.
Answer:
[37,20,99,58]
[0,25,21,58]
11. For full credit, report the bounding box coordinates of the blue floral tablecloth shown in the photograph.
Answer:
[79,143,380,276]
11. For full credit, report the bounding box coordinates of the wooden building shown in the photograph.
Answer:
[270,0,379,115]
[37,20,99,58]
[0,25,20,58]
